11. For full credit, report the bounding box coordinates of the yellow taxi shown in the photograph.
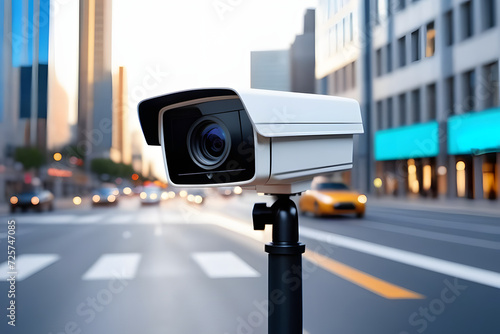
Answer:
[299,182,367,218]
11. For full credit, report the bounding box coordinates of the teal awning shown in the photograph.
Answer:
[375,122,439,161]
[448,108,500,155]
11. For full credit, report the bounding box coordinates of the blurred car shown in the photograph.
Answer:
[10,189,54,213]
[186,190,206,205]
[92,187,119,206]
[139,186,164,205]
[299,182,367,218]
[217,186,243,197]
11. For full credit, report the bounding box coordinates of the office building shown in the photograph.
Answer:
[315,0,369,192]
[316,0,500,201]
[77,0,113,164]
[290,9,316,93]
[251,50,291,91]
[111,66,132,165]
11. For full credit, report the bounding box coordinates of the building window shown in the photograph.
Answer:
[483,61,499,108]
[386,43,393,73]
[426,21,435,57]
[377,100,384,130]
[376,0,389,24]
[396,0,406,11]
[333,70,339,94]
[427,83,437,120]
[341,66,347,91]
[411,29,421,62]
[444,10,454,46]
[387,97,393,128]
[461,1,474,40]
[462,69,476,112]
[399,93,407,125]
[351,61,356,88]
[342,18,346,47]
[376,48,383,77]
[482,0,496,30]
[445,76,455,115]
[349,13,354,42]
[398,36,407,67]
[411,88,421,123]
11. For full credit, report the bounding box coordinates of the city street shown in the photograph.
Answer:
[0,194,499,333]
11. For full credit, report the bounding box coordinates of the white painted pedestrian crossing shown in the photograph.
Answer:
[191,252,260,278]
[0,254,60,281]
[107,214,136,224]
[75,214,106,224]
[0,251,262,281]
[82,253,142,280]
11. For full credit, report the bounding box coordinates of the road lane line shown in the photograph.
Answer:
[367,211,500,234]
[0,254,60,281]
[191,252,260,279]
[304,250,424,299]
[362,220,500,250]
[300,226,500,289]
[82,253,141,280]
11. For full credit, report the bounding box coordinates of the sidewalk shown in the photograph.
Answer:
[367,195,500,218]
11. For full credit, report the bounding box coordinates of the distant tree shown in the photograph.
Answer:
[14,147,45,170]
[90,158,136,179]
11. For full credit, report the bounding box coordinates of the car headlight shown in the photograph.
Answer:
[161,192,168,200]
[150,193,158,200]
[194,195,203,204]
[107,195,116,202]
[31,196,40,205]
[140,192,147,199]
[10,196,18,205]
[92,195,100,203]
[357,195,367,204]
[317,193,334,204]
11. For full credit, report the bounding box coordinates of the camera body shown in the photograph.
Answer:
[138,88,363,194]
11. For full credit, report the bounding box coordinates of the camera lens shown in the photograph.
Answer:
[188,117,231,170]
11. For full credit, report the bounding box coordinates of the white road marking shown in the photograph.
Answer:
[108,214,136,224]
[300,226,500,289]
[192,252,260,279]
[362,220,500,250]
[75,214,106,224]
[29,215,76,224]
[0,254,60,281]
[82,253,142,280]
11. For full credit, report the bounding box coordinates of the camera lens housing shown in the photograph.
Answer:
[187,116,231,170]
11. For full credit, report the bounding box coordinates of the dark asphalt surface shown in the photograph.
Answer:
[0,194,499,334]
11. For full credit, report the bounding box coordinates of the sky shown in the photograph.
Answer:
[112,0,317,127]
[51,0,317,179]
[112,0,317,178]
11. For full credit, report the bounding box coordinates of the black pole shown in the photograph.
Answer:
[253,195,305,334]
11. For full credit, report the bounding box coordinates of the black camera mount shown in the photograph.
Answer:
[253,195,305,334]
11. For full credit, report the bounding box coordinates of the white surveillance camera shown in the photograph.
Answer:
[138,88,363,194]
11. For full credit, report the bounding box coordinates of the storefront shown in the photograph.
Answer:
[375,122,440,198]
[448,108,500,200]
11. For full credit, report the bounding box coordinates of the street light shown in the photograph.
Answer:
[53,152,62,161]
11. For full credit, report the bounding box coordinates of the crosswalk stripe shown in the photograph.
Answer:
[107,214,136,224]
[75,214,106,223]
[31,215,76,224]
[0,254,60,281]
[82,253,142,280]
[191,252,260,278]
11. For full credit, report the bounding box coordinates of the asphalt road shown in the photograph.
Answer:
[0,194,499,334]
